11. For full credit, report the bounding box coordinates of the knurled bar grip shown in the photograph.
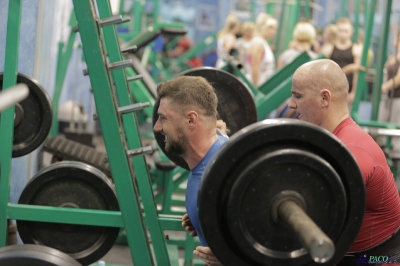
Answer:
[277,200,335,263]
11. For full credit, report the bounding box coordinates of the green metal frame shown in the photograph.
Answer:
[1,1,192,265]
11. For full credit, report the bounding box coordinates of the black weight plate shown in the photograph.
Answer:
[0,73,53,157]
[227,149,346,264]
[0,244,81,266]
[17,161,120,266]
[198,119,366,266]
[152,67,257,170]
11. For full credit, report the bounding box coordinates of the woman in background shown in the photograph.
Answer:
[215,14,241,68]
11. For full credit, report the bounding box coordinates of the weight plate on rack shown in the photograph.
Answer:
[0,73,53,157]
[0,244,81,266]
[153,67,257,170]
[198,119,365,266]
[17,161,120,266]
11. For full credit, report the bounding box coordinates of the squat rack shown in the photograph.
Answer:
[0,0,184,265]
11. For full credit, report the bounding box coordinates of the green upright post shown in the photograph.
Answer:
[133,0,143,36]
[95,0,171,264]
[304,0,310,19]
[153,0,159,23]
[72,0,155,264]
[119,0,125,15]
[351,0,376,120]
[0,0,22,247]
[251,0,256,22]
[371,0,392,120]
[341,0,347,17]
[266,3,275,15]
[353,0,361,43]
[283,0,299,50]
[274,0,286,59]
[49,12,77,137]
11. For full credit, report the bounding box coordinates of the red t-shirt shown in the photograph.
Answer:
[333,117,400,251]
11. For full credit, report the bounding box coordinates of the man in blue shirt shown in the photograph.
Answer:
[153,76,227,265]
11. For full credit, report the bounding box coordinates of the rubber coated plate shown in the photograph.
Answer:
[17,162,120,266]
[0,244,81,266]
[153,67,257,170]
[198,119,366,266]
[0,73,53,157]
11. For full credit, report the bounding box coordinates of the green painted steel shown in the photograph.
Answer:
[49,12,77,137]
[351,0,376,122]
[371,0,392,120]
[274,0,286,59]
[0,0,22,247]
[266,3,275,15]
[256,76,293,120]
[304,0,310,19]
[96,0,171,264]
[340,0,347,17]
[133,0,143,36]
[72,0,154,264]
[353,0,361,43]
[259,51,311,95]
[8,204,124,227]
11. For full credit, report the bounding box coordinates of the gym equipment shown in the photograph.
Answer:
[152,67,257,170]
[43,136,111,177]
[199,119,365,266]
[17,161,119,265]
[0,84,29,112]
[0,73,52,158]
[0,244,81,266]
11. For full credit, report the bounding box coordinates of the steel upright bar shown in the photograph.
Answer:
[266,2,275,15]
[351,0,376,120]
[353,0,361,43]
[133,0,143,36]
[371,0,392,120]
[72,0,154,264]
[96,0,171,264]
[274,0,286,58]
[0,0,22,247]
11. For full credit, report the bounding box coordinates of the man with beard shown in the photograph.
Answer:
[288,59,400,265]
[153,76,227,266]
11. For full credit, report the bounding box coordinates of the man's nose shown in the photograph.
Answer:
[288,97,296,109]
[153,118,162,132]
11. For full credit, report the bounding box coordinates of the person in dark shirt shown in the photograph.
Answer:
[153,76,227,266]
[321,18,363,104]
[289,59,400,266]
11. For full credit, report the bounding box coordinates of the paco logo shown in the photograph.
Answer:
[356,254,398,264]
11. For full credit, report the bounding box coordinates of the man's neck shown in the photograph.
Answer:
[184,132,218,170]
[322,112,350,133]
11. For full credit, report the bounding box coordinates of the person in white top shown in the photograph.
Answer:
[245,16,278,87]
[215,14,241,68]
[235,21,255,71]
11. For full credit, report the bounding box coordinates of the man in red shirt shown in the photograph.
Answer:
[288,59,400,265]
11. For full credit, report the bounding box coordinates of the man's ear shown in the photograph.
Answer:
[187,111,198,127]
[321,89,331,108]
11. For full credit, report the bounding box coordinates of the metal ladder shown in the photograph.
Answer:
[0,0,184,265]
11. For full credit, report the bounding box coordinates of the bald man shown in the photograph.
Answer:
[289,59,400,265]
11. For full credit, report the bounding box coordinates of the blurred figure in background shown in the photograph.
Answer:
[321,18,362,104]
[277,20,318,69]
[215,14,241,68]
[235,21,255,73]
[168,35,203,68]
[322,23,337,46]
[244,16,278,87]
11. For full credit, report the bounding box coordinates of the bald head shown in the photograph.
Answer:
[294,59,348,102]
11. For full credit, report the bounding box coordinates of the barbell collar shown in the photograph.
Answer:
[98,15,130,27]
[277,200,335,263]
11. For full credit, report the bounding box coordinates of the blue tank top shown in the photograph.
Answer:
[185,135,228,246]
